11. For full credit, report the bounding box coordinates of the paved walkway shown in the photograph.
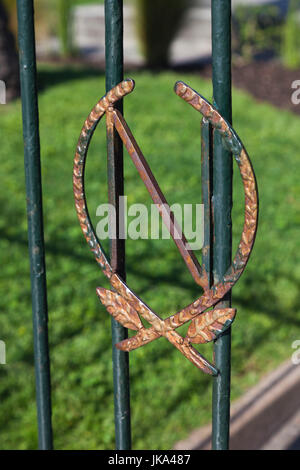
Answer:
[70,4,211,66]
[174,359,300,450]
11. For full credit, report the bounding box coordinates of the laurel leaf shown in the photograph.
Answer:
[186,308,236,344]
[96,287,143,331]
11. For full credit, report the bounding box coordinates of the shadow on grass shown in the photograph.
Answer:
[37,65,105,93]
[3,224,300,324]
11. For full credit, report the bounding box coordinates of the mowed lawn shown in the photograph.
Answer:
[0,66,299,449]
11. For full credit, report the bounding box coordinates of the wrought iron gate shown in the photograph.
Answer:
[16,0,258,450]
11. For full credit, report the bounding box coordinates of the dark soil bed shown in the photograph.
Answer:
[197,59,300,116]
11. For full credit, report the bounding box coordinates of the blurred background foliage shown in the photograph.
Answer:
[232,3,284,60]
[281,0,300,68]
[232,0,300,67]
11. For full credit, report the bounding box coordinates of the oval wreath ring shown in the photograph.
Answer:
[73,79,258,376]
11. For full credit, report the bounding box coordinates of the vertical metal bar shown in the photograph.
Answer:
[104,0,131,449]
[16,0,53,450]
[211,0,232,450]
[201,118,213,288]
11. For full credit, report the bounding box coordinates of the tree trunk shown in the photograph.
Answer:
[0,1,20,102]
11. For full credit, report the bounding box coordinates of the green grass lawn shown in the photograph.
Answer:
[0,66,299,450]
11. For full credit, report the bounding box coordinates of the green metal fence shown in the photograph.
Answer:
[16,0,258,450]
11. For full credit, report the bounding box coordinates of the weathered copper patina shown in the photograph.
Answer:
[73,80,258,376]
